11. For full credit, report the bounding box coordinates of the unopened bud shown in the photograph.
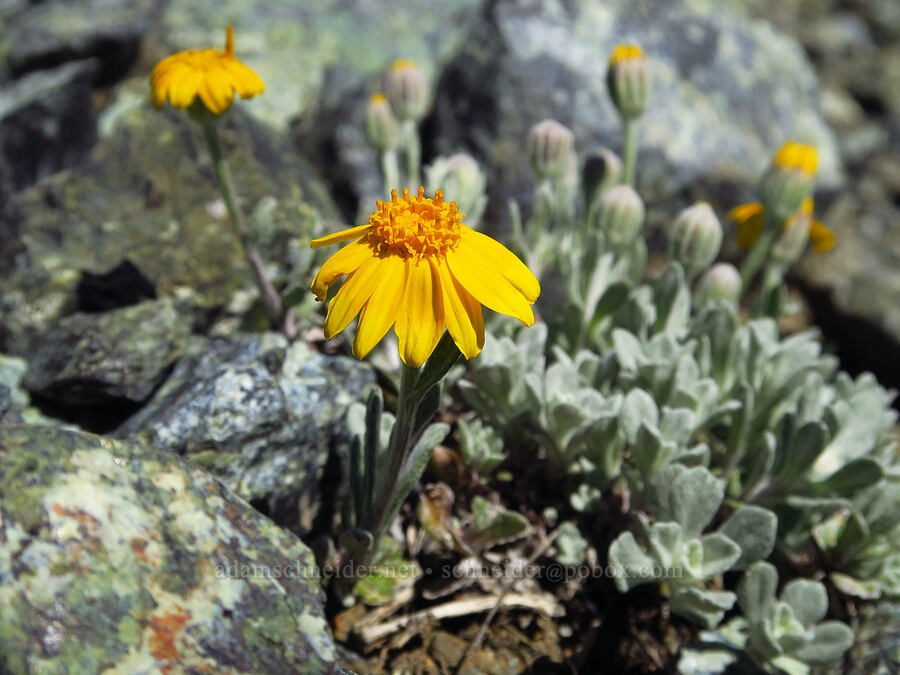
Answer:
[770,198,813,265]
[527,119,575,181]
[758,141,817,222]
[425,153,487,227]
[582,148,623,206]
[607,44,650,120]
[669,202,723,275]
[365,93,400,151]
[694,263,742,306]
[590,185,645,250]
[385,59,429,122]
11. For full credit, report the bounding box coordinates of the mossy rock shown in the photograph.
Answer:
[0,424,341,673]
[0,78,338,358]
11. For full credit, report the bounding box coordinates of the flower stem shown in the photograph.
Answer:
[200,120,292,337]
[401,120,420,187]
[739,216,778,291]
[381,149,401,195]
[622,118,638,186]
[367,363,420,541]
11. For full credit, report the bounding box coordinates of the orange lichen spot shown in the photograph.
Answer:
[130,538,149,562]
[51,504,101,528]
[149,608,192,662]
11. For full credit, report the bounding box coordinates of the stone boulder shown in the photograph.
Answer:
[2,0,160,83]
[0,59,97,193]
[429,0,841,231]
[0,424,341,673]
[23,298,190,416]
[0,79,338,359]
[117,333,374,532]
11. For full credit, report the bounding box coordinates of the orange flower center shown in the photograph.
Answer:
[367,187,463,258]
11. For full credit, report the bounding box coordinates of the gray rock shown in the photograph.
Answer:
[0,353,65,425]
[159,0,483,133]
[117,333,375,532]
[0,78,338,359]
[3,0,160,83]
[429,0,841,232]
[0,59,97,192]
[0,424,341,673]
[23,298,190,407]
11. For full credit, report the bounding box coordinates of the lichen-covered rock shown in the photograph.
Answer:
[0,59,97,193]
[0,354,62,425]
[2,0,160,83]
[23,297,190,407]
[0,424,340,674]
[429,0,841,230]
[0,79,337,358]
[117,333,374,531]
[159,0,482,132]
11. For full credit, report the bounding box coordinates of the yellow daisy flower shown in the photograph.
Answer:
[728,198,835,254]
[150,26,264,115]
[310,187,540,367]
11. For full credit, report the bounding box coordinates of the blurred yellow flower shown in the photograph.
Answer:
[150,26,264,115]
[311,187,540,367]
[608,44,645,65]
[729,198,835,254]
[772,141,818,176]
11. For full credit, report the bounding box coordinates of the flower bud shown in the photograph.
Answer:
[365,93,400,151]
[590,185,645,250]
[606,44,651,120]
[385,59,429,122]
[527,119,575,181]
[694,263,742,306]
[425,153,487,227]
[582,148,623,206]
[770,198,813,265]
[758,141,817,222]
[668,202,723,275]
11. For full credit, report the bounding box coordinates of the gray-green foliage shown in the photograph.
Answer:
[608,464,775,627]
[460,175,896,669]
[679,562,854,674]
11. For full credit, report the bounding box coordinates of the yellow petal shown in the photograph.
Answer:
[395,257,444,368]
[310,224,371,249]
[434,258,483,359]
[808,219,835,253]
[353,254,409,359]
[311,237,373,301]
[729,202,766,251]
[458,226,540,302]
[323,257,383,339]
[446,239,534,327]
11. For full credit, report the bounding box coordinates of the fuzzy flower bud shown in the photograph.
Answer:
[425,153,487,227]
[758,141,817,222]
[694,263,742,306]
[527,119,575,181]
[582,148,623,205]
[770,198,814,265]
[607,44,650,120]
[385,59,429,122]
[365,93,400,151]
[668,202,723,276]
[590,185,645,250]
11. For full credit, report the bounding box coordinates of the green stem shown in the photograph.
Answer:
[367,363,420,541]
[401,120,420,187]
[622,118,638,186]
[739,216,778,291]
[200,121,291,337]
[381,149,401,195]
[754,263,785,318]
